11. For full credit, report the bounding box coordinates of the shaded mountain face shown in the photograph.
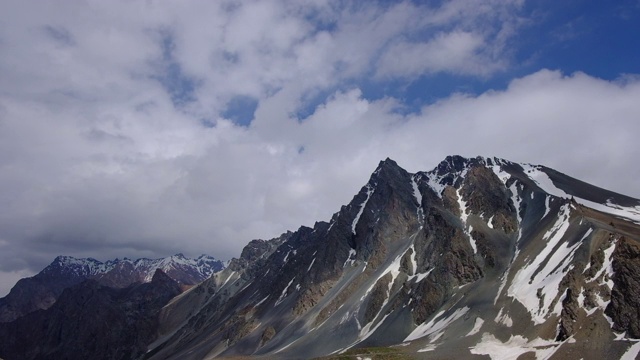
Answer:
[0,253,223,322]
[147,156,640,360]
[0,269,182,360]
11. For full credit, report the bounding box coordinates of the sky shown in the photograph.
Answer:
[1,0,640,297]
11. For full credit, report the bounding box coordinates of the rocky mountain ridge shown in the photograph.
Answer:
[3,155,640,360]
[147,155,640,359]
[0,269,182,360]
[0,253,224,323]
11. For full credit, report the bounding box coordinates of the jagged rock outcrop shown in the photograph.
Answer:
[606,237,640,338]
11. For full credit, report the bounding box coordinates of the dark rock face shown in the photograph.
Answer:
[557,286,580,341]
[0,270,181,360]
[606,237,640,338]
[461,166,517,233]
[0,269,85,323]
[0,254,223,323]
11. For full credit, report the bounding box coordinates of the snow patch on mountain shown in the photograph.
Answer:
[357,313,391,345]
[585,238,617,307]
[423,172,446,198]
[411,175,422,206]
[307,257,316,272]
[494,308,513,327]
[457,188,477,254]
[467,317,485,336]
[405,307,469,342]
[470,333,562,360]
[543,195,552,219]
[581,198,640,224]
[411,174,425,223]
[275,278,295,306]
[522,165,568,198]
[522,164,640,223]
[361,249,404,301]
[508,204,580,324]
[352,184,374,235]
[509,182,523,226]
[620,340,640,360]
[344,249,357,267]
[488,163,511,185]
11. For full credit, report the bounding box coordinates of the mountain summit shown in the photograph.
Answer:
[3,155,640,360]
[147,155,640,359]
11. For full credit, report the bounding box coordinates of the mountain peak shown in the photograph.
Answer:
[370,157,410,184]
[5,155,640,359]
[53,255,79,264]
[378,157,398,166]
[432,155,487,177]
[0,253,225,323]
[372,157,402,176]
[150,155,638,359]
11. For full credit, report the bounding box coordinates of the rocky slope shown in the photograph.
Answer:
[146,156,640,359]
[0,269,182,360]
[0,253,223,322]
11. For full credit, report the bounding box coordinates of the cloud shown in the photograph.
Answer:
[376,31,501,78]
[0,1,639,297]
[43,25,76,46]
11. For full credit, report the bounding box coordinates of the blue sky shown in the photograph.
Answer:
[516,0,640,77]
[358,0,640,109]
[0,0,640,296]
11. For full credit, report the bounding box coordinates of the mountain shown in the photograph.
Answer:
[2,155,640,360]
[0,269,182,360]
[0,253,224,323]
[145,156,640,360]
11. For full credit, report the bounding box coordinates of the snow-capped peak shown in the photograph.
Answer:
[44,253,225,284]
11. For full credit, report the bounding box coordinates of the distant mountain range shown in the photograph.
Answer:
[0,269,183,360]
[0,253,224,322]
[3,155,640,360]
